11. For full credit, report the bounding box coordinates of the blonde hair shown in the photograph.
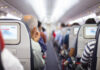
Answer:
[22,15,38,32]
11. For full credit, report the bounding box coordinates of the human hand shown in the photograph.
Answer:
[64,60,69,66]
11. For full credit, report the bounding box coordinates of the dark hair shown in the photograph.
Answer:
[97,21,100,26]
[42,27,46,32]
[38,21,42,28]
[85,18,96,24]
[71,22,80,26]
[61,23,65,27]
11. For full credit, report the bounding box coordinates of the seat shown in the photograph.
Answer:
[63,27,71,36]
[0,19,33,70]
[62,27,71,36]
[90,24,100,70]
[96,25,100,70]
[69,25,80,49]
[77,24,97,57]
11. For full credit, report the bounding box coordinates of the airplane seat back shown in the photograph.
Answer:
[69,25,80,49]
[65,27,71,35]
[77,24,97,57]
[96,25,100,70]
[0,19,32,70]
[62,28,68,36]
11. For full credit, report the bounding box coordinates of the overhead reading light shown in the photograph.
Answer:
[28,0,47,22]
[50,0,79,23]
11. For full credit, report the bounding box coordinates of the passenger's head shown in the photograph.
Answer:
[38,21,42,32]
[42,27,46,32]
[85,18,96,24]
[0,31,4,52]
[66,24,71,27]
[61,23,65,28]
[22,15,38,32]
[22,15,38,37]
[58,23,65,30]
[71,22,80,26]
[22,15,40,42]
[97,21,100,26]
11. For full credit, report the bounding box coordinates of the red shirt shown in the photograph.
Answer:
[53,32,56,38]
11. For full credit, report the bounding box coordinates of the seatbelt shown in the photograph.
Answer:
[23,22,34,70]
[74,27,81,57]
[91,25,100,70]
[0,51,4,70]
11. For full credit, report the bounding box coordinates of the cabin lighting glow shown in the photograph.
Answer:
[28,0,47,22]
[0,13,21,20]
[83,13,96,20]
[69,18,83,24]
[50,0,79,23]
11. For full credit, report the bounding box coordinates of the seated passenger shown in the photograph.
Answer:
[22,15,45,69]
[0,31,24,70]
[80,18,97,69]
[61,23,80,66]
[54,23,65,53]
[61,27,71,66]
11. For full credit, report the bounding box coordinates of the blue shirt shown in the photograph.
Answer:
[38,37,47,53]
[55,31,63,46]
[64,34,69,49]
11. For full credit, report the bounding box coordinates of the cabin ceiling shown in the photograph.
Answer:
[1,0,100,23]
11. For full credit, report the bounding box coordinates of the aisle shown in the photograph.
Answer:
[46,41,60,70]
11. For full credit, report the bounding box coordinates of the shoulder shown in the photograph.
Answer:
[86,40,96,51]
[87,40,96,47]
[2,49,24,70]
[31,39,41,50]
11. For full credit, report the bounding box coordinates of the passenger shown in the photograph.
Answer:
[55,23,65,53]
[42,27,48,39]
[38,21,47,43]
[52,30,56,46]
[22,15,45,70]
[61,23,80,66]
[69,23,80,57]
[80,18,97,69]
[60,25,71,67]
[0,31,24,70]
[37,21,47,53]
[52,30,56,39]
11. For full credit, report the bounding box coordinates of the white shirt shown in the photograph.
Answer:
[1,48,24,70]
[31,39,45,68]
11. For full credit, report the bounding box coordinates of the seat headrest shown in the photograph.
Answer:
[85,18,96,24]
